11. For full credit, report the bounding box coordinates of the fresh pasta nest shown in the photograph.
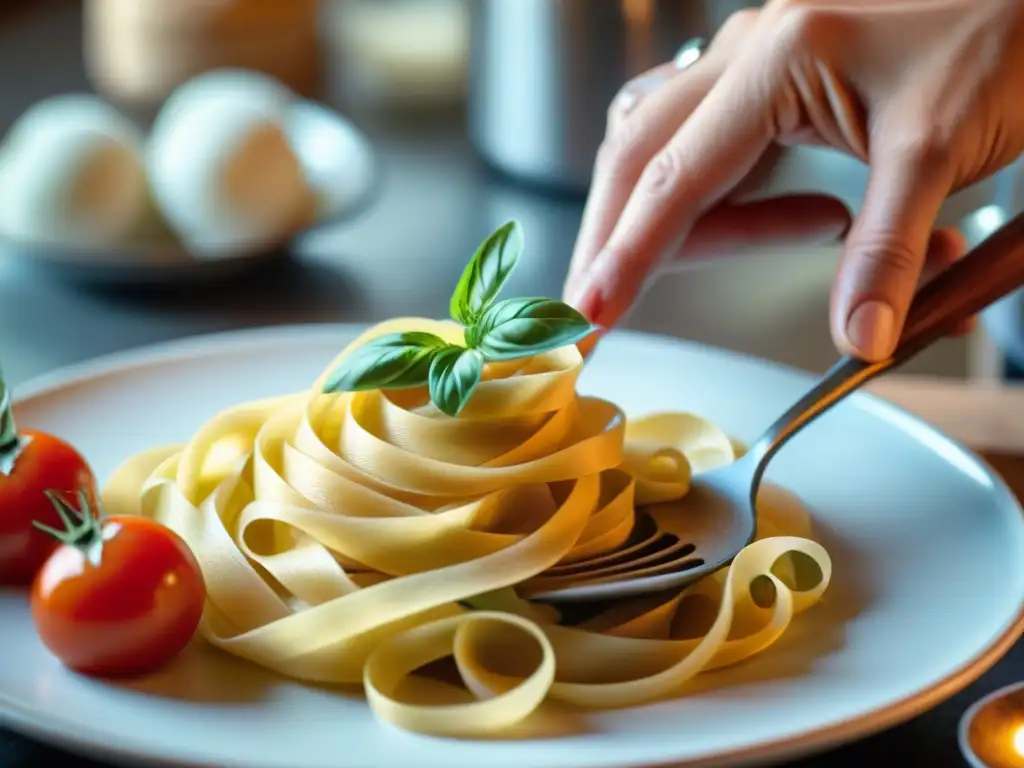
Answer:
[101,223,831,737]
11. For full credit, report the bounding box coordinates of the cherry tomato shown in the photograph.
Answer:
[31,491,205,678]
[0,379,97,584]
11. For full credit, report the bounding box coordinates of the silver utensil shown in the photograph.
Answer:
[529,208,1024,603]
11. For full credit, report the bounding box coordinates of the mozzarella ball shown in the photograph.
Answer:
[146,69,316,258]
[0,94,147,246]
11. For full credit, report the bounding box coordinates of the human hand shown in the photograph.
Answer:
[564,0,1024,361]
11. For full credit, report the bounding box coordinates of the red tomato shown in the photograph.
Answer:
[30,492,206,678]
[0,428,97,585]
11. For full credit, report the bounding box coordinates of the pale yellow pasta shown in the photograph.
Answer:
[102,317,831,737]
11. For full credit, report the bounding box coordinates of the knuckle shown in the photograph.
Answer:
[716,8,760,42]
[594,130,646,183]
[638,149,685,200]
[771,1,842,54]
[606,85,636,126]
[848,234,922,278]
[886,128,956,171]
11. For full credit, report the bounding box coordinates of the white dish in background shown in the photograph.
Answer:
[0,95,149,248]
[2,325,1023,768]
[0,101,378,286]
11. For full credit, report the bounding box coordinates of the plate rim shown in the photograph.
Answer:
[3,322,1024,768]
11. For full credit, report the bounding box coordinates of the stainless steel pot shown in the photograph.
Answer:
[468,0,758,193]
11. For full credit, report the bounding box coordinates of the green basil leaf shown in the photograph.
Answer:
[464,321,482,349]
[0,374,27,477]
[474,297,595,361]
[322,332,448,393]
[428,346,483,417]
[449,221,524,325]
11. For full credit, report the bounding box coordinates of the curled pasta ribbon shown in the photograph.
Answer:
[102,317,831,736]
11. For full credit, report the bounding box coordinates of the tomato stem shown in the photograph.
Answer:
[33,490,107,567]
[0,368,28,477]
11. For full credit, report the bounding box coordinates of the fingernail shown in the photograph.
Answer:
[614,90,639,114]
[845,300,896,360]
[568,280,606,325]
[613,72,672,117]
[570,282,605,324]
[674,39,705,69]
[630,72,670,95]
[564,277,586,312]
[566,251,607,305]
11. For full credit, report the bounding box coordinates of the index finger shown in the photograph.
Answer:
[565,11,760,306]
[581,46,782,329]
[565,57,723,299]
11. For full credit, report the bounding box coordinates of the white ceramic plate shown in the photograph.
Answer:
[2,325,1023,768]
[0,102,378,286]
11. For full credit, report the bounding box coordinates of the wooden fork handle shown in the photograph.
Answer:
[895,209,1024,363]
[750,208,1024,469]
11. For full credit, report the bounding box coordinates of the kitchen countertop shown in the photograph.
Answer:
[1,3,1023,767]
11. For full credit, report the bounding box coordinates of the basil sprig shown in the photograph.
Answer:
[449,221,522,326]
[323,220,596,417]
[429,347,484,417]
[473,297,591,360]
[321,332,448,392]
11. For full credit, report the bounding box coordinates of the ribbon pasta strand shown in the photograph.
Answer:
[102,318,831,736]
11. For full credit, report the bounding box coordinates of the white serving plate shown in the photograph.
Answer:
[2,324,1023,768]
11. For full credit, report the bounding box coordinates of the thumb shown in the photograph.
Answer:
[830,144,954,361]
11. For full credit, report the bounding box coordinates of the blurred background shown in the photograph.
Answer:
[0,0,1020,389]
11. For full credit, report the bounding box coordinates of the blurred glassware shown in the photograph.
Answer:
[82,0,322,108]
[325,0,468,112]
